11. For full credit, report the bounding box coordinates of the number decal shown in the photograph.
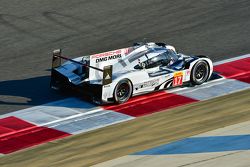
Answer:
[173,71,183,87]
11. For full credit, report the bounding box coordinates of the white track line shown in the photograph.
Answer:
[213,53,250,65]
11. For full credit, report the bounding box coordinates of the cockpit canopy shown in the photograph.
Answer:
[134,49,179,69]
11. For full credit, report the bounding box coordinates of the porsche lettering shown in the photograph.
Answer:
[92,50,122,58]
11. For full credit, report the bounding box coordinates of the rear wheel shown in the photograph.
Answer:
[191,60,209,85]
[114,79,132,104]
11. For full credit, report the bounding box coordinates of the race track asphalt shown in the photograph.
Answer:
[0,0,250,113]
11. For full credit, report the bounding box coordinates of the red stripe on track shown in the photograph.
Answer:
[0,116,70,154]
[214,57,250,83]
[104,91,197,117]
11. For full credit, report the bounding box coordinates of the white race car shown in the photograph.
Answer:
[51,42,213,104]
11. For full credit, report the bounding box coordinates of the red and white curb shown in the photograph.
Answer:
[0,54,249,155]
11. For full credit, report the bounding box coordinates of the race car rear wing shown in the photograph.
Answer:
[51,49,113,85]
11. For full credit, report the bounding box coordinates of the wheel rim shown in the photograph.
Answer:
[116,83,130,101]
[195,64,207,82]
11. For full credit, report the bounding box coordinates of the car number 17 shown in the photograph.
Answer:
[173,71,183,87]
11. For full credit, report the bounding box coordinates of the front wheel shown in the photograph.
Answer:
[114,79,132,104]
[191,60,209,85]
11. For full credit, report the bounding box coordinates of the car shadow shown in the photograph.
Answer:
[0,72,224,114]
[0,76,75,112]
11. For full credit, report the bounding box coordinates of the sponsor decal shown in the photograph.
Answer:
[105,73,111,80]
[174,71,183,77]
[91,48,130,63]
[96,54,122,63]
[92,50,122,58]
[186,70,191,76]
[173,71,183,87]
[163,74,171,79]
[103,65,113,85]
[135,79,160,90]
[185,70,191,81]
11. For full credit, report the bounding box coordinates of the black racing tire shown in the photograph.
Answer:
[114,79,132,104]
[191,60,209,85]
